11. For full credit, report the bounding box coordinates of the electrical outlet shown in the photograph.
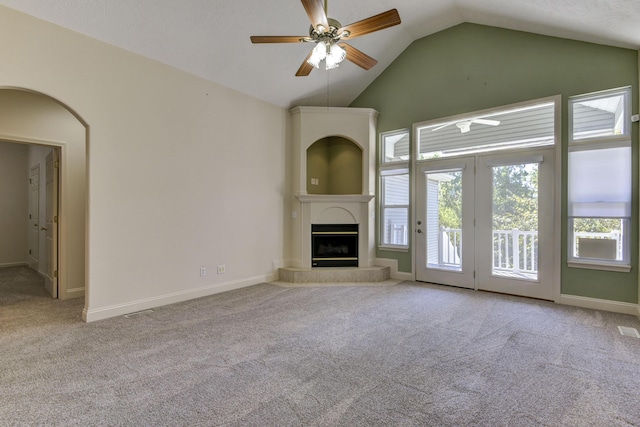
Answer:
[200,267,206,277]
[217,265,225,274]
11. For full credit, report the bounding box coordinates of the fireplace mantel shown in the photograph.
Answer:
[296,194,375,203]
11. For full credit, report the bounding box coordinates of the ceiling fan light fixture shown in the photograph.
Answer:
[307,42,327,68]
[325,43,346,69]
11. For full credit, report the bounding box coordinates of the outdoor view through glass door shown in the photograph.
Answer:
[415,148,555,300]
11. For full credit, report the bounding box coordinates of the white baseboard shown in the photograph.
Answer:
[374,258,414,281]
[0,262,28,268]
[82,272,277,322]
[560,294,639,316]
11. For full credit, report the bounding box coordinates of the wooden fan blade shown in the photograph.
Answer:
[338,9,401,39]
[340,43,378,70]
[296,50,315,76]
[301,0,329,32]
[250,36,308,44]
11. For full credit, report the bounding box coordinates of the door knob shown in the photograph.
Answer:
[41,227,48,231]
[417,221,422,225]
[417,229,423,233]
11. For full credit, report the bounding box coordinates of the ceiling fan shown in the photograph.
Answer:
[431,118,501,134]
[250,0,401,76]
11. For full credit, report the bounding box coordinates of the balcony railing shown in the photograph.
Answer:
[440,227,623,275]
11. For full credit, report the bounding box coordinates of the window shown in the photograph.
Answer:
[382,130,410,163]
[415,100,556,160]
[568,87,632,270]
[380,130,410,248]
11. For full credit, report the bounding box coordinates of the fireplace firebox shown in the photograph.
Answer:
[311,224,358,267]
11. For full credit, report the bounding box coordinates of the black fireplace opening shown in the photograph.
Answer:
[312,224,358,267]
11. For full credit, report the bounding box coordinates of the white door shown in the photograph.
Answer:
[415,148,556,300]
[44,151,59,298]
[475,148,555,300]
[28,165,40,271]
[415,157,475,289]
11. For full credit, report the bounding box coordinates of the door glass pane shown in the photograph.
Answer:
[425,170,462,270]
[492,163,538,280]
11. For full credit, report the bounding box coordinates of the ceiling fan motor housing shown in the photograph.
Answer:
[309,18,348,43]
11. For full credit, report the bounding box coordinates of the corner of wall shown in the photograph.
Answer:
[375,257,414,281]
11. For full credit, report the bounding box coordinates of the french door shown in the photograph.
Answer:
[415,148,556,300]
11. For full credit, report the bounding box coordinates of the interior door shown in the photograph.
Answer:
[28,165,40,271]
[415,157,475,288]
[475,148,555,300]
[44,150,59,298]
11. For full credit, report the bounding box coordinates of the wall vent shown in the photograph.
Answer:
[124,309,154,318]
[617,326,640,338]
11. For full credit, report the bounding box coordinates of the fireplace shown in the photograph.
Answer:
[312,224,358,267]
[289,107,378,269]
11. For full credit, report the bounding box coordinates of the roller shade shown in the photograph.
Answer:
[568,145,631,217]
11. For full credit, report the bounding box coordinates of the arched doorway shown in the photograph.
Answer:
[0,88,88,316]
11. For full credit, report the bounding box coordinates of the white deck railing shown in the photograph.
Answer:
[441,228,622,274]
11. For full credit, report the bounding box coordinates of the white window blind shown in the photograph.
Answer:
[568,145,631,218]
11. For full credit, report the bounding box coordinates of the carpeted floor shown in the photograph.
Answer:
[1,265,640,426]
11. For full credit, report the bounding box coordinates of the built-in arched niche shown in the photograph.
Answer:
[306,136,362,194]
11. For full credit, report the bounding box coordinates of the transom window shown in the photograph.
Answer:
[415,100,556,159]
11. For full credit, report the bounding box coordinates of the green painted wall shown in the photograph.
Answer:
[307,137,363,194]
[350,23,639,303]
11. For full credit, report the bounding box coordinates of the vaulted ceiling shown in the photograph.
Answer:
[1,0,638,108]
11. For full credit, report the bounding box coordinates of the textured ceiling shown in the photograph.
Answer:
[1,0,638,108]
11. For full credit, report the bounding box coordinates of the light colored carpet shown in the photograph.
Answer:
[1,265,640,426]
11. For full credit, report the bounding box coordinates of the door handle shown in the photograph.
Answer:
[41,227,48,231]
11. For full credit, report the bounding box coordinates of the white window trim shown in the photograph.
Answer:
[379,130,411,249]
[568,86,632,145]
[380,129,410,165]
[379,165,410,249]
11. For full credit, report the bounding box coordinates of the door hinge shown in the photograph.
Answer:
[29,249,32,255]
[29,178,32,184]
[54,160,60,168]
[54,216,58,223]
[29,214,32,219]
[54,270,58,278]
[473,271,476,278]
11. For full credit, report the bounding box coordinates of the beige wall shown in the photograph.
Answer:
[0,5,289,320]
[0,142,28,266]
